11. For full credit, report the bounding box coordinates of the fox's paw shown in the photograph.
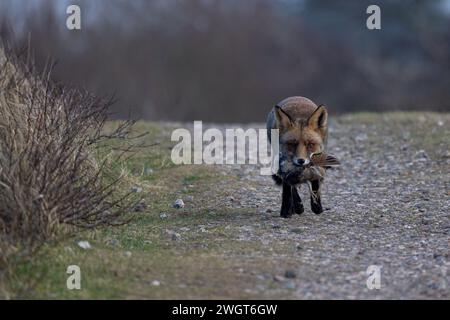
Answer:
[280,210,293,218]
[280,206,294,218]
[310,198,323,214]
[293,202,304,215]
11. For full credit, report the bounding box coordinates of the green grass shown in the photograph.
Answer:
[338,111,448,124]
[3,120,247,298]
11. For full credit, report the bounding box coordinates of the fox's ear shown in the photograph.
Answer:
[307,105,328,135]
[274,106,293,129]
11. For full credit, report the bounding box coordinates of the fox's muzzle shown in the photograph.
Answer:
[293,156,310,167]
[279,157,305,185]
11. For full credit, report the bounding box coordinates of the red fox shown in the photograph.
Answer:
[267,96,329,218]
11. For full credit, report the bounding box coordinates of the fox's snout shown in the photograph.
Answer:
[293,157,309,167]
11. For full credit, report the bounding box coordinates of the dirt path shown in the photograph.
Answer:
[15,113,449,299]
[152,113,449,299]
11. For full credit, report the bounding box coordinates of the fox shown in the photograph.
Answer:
[267,96,329,218]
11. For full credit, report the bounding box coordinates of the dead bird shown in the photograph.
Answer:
[308,152,340,168]
[279,152,340,186]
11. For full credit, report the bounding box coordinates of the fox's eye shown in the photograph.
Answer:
[286,141,297,150]
[307,142,315,150]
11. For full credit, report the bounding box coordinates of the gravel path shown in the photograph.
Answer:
[183,114,449,299]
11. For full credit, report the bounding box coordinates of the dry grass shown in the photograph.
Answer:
[0,45,136,296]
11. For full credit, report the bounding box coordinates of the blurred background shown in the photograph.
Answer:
[1,0,449,122]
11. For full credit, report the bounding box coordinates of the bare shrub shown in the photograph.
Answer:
[0,45,135,286]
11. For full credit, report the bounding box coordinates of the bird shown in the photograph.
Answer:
[309,152,340,168]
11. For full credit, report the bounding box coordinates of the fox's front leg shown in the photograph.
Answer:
[292,186,304,215]
[280,182,294,218]
[310,180,323,214]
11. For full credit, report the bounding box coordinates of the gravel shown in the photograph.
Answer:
[193,115,449,299]
[173,198,185,209]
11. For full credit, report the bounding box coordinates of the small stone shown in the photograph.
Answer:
[171,233,181,241]
[106,239,119,246]
[427,283,439,290]
[173,199,185,209]
[151,280,161,286]
[144,167,154,175]
[77,241,91,250]
[273,275,285,282]
[355,133,367,141]
[124,251,132,258]
[131,186,143,193]
[160,213,168,219]
[165,229,180,239]
[283,281,296,289]
[415,150,428,160]
[433,253,442,259]
[284,270,297,279]
[134,199,147,212]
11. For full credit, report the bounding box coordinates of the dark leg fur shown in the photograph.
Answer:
[310,180,323,214]
[291,186,304,215]
[280,182,294,218]
[272,174,283,185]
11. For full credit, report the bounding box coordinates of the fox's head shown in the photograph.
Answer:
[275,105,328,183]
